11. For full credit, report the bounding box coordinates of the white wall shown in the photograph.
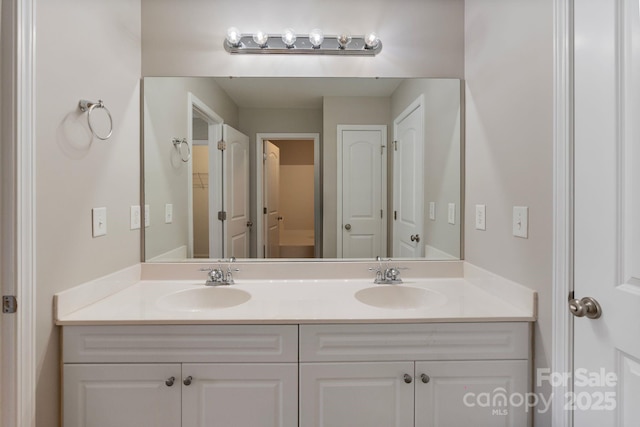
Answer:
[143,77,239,260]
[141,0,464,78]
[34,1,142,425]
[464,2,554,426]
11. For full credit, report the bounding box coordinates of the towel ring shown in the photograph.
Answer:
[172,138,191,162]
[79,99,113,140]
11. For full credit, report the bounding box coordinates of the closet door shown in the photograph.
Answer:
[223,124,250,258]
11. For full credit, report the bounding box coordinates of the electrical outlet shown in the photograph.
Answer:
[513,206,529,238]
[429,202,436,221]
[92,207,107,237]
[165,203,173,224]
[130,205,141,230]
[475,204,486,230]
[448,203,456,225]
[144,204,150,227]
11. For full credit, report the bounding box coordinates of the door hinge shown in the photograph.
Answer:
[2,295,17,314]
[263,207,267,214]
[381,209,383,219]
[394,210,397,220]
[381,145,385,155]
[218,211,227,221]
[217,140,227,151]
[393,140,398,151]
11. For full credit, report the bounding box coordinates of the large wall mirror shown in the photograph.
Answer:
[143,77,463,262]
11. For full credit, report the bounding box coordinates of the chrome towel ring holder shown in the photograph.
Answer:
[78,99,113,140]
[172,137,191,162]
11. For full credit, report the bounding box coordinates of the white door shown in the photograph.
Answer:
[182,363,298,427]
[393,99,424,258]
[573,0,640,425]
[338,126,386,258]
[299,362,414,427]
[265,141,281,258]
[63,364,182,427]
[223,125,250,258]
[415,361,529,427]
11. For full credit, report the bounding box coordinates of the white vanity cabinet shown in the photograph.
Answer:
[62,322,531,427]
[298,323,531,427]
[62,325,299,427]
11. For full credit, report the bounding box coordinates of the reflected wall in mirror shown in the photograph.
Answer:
[143,77,463,262]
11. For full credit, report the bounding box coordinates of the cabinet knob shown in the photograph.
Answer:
[183,376,193,386]
[403,374,412,384]
[165,376,175,387]
[420,373,430,384]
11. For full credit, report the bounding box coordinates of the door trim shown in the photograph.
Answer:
[1,0,37,426]
[255,133,321,258]
[336,125,388,258]
[552,0,573,426]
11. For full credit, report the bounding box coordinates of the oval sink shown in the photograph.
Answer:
[355,285,447,309]
[157,287,251,311]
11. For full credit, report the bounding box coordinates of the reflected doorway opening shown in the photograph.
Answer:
[187,93,224,259]
[256,133,321,259]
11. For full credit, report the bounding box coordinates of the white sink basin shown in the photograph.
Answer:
[156,287,251,311]
[354,285,447,309]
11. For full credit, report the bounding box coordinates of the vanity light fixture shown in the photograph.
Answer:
[224,27,382,55]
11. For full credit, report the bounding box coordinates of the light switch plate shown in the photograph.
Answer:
[475,204,486,230]
[92,207,107,237]
[130,205,141,230]
[144,204,150,227]
[165,203,173,224]
[429,202,436,221]
[448,203,456,225]
[513,206,529,238]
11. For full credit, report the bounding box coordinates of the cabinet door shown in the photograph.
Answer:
[300,362,414,427]
[182,363,297,427]
[63,364,181,427]
[415,360,529,427]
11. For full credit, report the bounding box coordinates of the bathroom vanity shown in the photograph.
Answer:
[56,262,535,427]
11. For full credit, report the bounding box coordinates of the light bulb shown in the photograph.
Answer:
[226,27,242,47]
[252,31,269,48]
[282,28,297,48]
[309,29,324,48]
[337,32,352,49]
[364,32,380,49]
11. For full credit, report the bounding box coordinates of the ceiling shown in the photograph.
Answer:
[211,77,405,109]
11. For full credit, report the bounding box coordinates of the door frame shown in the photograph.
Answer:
[186,93,224,259]
[552,0,573,426]
[1,0,37,426]
[336,124,388,258]
[255,133,321,258]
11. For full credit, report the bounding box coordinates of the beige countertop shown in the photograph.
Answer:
[55,266,536,325]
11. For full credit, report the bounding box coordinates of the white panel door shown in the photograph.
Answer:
[393,101,424,258]
[182,363,298,427]
[265,141,281,258]
[415,360,529,427]
[573,0,640,425]
[338,127,386,258]
[63,364,181,427]
[299,362,414,427]
[223,125,250,258]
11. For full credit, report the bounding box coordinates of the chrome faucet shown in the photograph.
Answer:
[369,256,404,285]
[200,257,239,286]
